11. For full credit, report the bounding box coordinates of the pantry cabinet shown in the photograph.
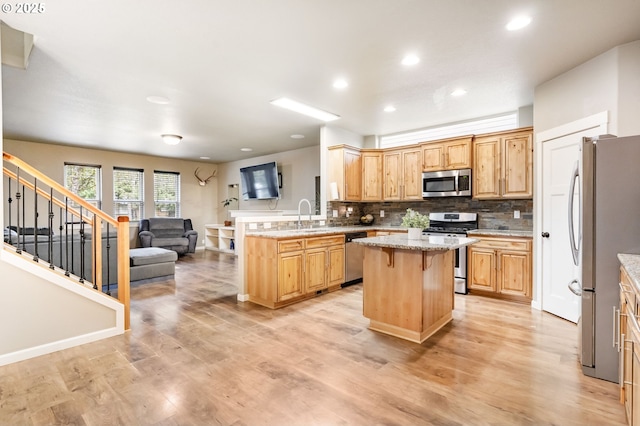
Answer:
[473,127,533,199]
[467,235,532,302]
[383,146,422,201]
[327,145,362,201]
[421,136,473,172]
[246,234,345,309]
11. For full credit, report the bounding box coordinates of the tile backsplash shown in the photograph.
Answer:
[327,198,533,231]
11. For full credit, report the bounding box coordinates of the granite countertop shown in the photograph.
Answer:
[246,225,406,239]
[619,254,640,291]
[467,229,533,238]
[352,234,478,251]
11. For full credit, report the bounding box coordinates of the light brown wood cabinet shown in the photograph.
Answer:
[327,146,362,201]
[361,150,383,201]
[383,146,422,201]
[422,136,472,172]
[619,265,640,426]
[467,235,532,302]
[246,234,345,309]
[472,127,533,199]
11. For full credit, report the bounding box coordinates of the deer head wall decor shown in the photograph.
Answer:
[194,168,216,186]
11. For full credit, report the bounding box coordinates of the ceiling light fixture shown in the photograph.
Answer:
[384,105,396,112]
[333,79,348,89]
[199,156,210,160]
[290,134,305,139]
[451,89,467,97]
[147,95,170,104]
[401,54,420,66]
[161,134,182,145]
[270,97,340,122]
[240,147,253,152]
[506,15,532,31]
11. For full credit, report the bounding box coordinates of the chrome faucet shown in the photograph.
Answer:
[297,198,312,229]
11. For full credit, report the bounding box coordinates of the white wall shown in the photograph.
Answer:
[617,41,640,136]
[216,144,321,215]
[3,138,219,247]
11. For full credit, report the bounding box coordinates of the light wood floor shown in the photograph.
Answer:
[0,250,627,425]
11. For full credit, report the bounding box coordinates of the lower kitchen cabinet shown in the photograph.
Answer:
[246,234,345,309]
[467,235,532,303]
[619,264,640,426]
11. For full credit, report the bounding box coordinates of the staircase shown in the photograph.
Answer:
[1,152,130,366]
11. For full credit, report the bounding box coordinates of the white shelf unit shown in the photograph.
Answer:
[204,224,236,254]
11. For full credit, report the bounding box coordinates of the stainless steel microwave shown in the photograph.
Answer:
[422,168,472,198]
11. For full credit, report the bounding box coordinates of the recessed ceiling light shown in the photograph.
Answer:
[199,156,210,160]
[333,79,348,89]
[506,16,532,31]
[290,134,305,139]
[240,147,253,152]
[146,95,170,104]
[451,89,467,97]
[384,105,396,112]
[401,54,420,66]
[270,97,340,122]
[161,134,182,145]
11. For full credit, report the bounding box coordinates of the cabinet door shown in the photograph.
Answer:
[305,248,328,293]
[402,148,422,200]
[503,132,533,198]
[633,338,640,426]
[468,247,496,292]
[422,143,445,172]
[362,151,383,201]
[344,150,362,201]
[383,151,402,200]
[473,137,501,199]
[444,138,472,169]
[278,251,305,301]
[328,245,345,287]
[497,250,530,297]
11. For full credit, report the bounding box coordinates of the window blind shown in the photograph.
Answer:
[154,170,180,218]
[113,167,144,220]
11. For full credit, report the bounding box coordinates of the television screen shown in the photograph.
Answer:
[240,161,280,200]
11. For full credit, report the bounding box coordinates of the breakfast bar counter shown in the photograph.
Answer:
[354,234,477,343]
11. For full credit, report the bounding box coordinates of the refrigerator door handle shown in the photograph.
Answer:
[567,160,581,266]
[568,279,582,296]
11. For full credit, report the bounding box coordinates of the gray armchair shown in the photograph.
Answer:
[138,218,198,255]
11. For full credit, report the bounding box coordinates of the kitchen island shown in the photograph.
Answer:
[354,234,478,343]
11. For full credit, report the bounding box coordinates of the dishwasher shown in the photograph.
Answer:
[343,231,368,286]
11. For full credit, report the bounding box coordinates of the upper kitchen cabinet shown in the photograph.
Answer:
[422,136,473,172]
[472,127,533,199]
[361,149,383,201]
[383,146,422,201]
[328,145,362,201]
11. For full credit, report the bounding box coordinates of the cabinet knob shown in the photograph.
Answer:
[541,232,550,238]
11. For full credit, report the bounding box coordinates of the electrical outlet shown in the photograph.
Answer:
[202,239,205,244]
[514,210,521,219]
[380,210,385,217]
[249,223,257,230]
[264,222,271,229]
[333,209,338,218]
[320,220,325,226]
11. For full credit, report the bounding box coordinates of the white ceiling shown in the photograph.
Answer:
[2,0,640,163]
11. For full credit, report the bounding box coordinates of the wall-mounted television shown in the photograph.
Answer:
[240,161,280,200]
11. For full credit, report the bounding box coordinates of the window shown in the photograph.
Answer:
[113,167,144,220]
[154,170,180,218]
[64,163,102,208]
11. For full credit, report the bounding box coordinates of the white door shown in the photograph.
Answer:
[541,135,582,322]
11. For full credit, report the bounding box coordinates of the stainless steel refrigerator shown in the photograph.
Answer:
[568,134,640,383]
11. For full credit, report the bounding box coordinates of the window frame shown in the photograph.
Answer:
[63,162,102,209]
[113,166,144,221]
[153,170,181,218]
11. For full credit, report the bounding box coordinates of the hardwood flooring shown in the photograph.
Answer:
[0,250,627,425]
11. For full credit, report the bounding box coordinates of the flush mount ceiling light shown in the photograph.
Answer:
[161,134,182,145]
[451,88,467,97]
[506,15,532,31]
[146,95,170,104]
[290,134,305,139]
[384,105,396,112]
[401,54,420,66]
[333,79,348,89]
[270,97,340,122]
[199,156,210,160]
[240,147,253,152]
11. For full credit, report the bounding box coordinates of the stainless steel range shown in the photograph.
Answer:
[422,212,478,294]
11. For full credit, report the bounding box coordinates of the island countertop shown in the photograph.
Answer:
[353,234,478,251]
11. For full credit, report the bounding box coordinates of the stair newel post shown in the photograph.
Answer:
[15,168,21,254]
[33,178,39,262]
[117,216,131,330]
[48,188,55,269]
[92,215,103,291]
[79,206,85,283]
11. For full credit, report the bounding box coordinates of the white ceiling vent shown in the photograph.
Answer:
[1,22,34,70]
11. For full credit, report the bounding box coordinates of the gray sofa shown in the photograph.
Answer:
[138,218,197,255]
